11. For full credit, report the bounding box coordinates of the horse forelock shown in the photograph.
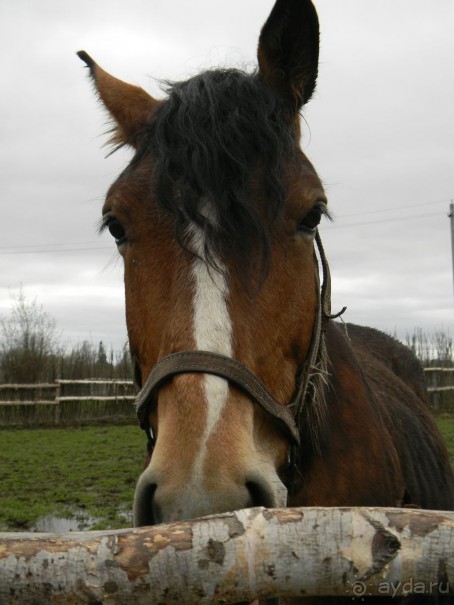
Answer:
[135,68,297,278]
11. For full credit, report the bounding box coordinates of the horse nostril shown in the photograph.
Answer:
[133,481,157,527]
[151,492,163,525]
[246,481,274,508]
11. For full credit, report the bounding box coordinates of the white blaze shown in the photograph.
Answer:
[189,226,232,485]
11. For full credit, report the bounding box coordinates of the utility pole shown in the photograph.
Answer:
[450,201,454,295]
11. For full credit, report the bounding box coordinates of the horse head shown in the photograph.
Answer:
[79,0,328,526]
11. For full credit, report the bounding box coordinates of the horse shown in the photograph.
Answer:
[78,0,454,602]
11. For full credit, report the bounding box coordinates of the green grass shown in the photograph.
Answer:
[433,413,454,465]
[1,416,454,532]
[0,424,145,531]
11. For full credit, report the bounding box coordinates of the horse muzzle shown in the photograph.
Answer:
[133,464,288,526]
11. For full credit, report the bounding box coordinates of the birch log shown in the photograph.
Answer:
[1,507,453,604]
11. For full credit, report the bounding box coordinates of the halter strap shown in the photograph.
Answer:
[316,232,347,321]
[136,350,300,444]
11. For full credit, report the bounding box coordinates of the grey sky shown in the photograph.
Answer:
[0,0,453,351]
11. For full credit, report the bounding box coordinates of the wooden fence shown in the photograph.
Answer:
[0,379,136,427]
[0,368,453,428]
[1,506,453,603]
[424,367,454,411]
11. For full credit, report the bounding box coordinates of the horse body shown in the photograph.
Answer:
[290,322,454,511]
[345,324,454,510]
[79,0,454,602]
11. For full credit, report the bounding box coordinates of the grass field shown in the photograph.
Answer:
[435,414,454,465]
[0,424,145,531]
[1,416,453,532]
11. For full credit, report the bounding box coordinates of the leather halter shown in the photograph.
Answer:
[134,232,345,484]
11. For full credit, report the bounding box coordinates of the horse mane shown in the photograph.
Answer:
[135,68,298,278]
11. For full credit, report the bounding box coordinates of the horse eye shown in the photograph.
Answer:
[104,214,127,245]
[298,202,327,235]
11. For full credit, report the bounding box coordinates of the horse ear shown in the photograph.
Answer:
[257,0,319,111]
[77,51,158,149]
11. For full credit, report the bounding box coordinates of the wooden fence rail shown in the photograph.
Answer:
[0,379,136,401]
[424,367,454,411]
[0,368,453,428]
[0,379,137,427]
[1,506,453,604]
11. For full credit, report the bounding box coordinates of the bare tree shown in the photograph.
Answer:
[405,327,453,367]
[0,287,61,383]
[433,329,453,367]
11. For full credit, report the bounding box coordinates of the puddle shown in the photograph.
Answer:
[118,509,133,526]
[30,507,133,532]
[31,510,100,533]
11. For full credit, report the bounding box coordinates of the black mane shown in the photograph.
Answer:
[136,68,297,277]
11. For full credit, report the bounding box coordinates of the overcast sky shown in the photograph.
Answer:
[0,0,453,352]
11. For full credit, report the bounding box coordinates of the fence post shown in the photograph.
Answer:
[432,370,441,411]
[55,381,61,425]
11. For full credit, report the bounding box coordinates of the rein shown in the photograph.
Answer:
[134,232,345,487]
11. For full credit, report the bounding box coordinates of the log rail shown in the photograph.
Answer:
[1,506,453,604]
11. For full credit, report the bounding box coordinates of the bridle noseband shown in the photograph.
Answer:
[134,232,345,489]
[136,350,300,444]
